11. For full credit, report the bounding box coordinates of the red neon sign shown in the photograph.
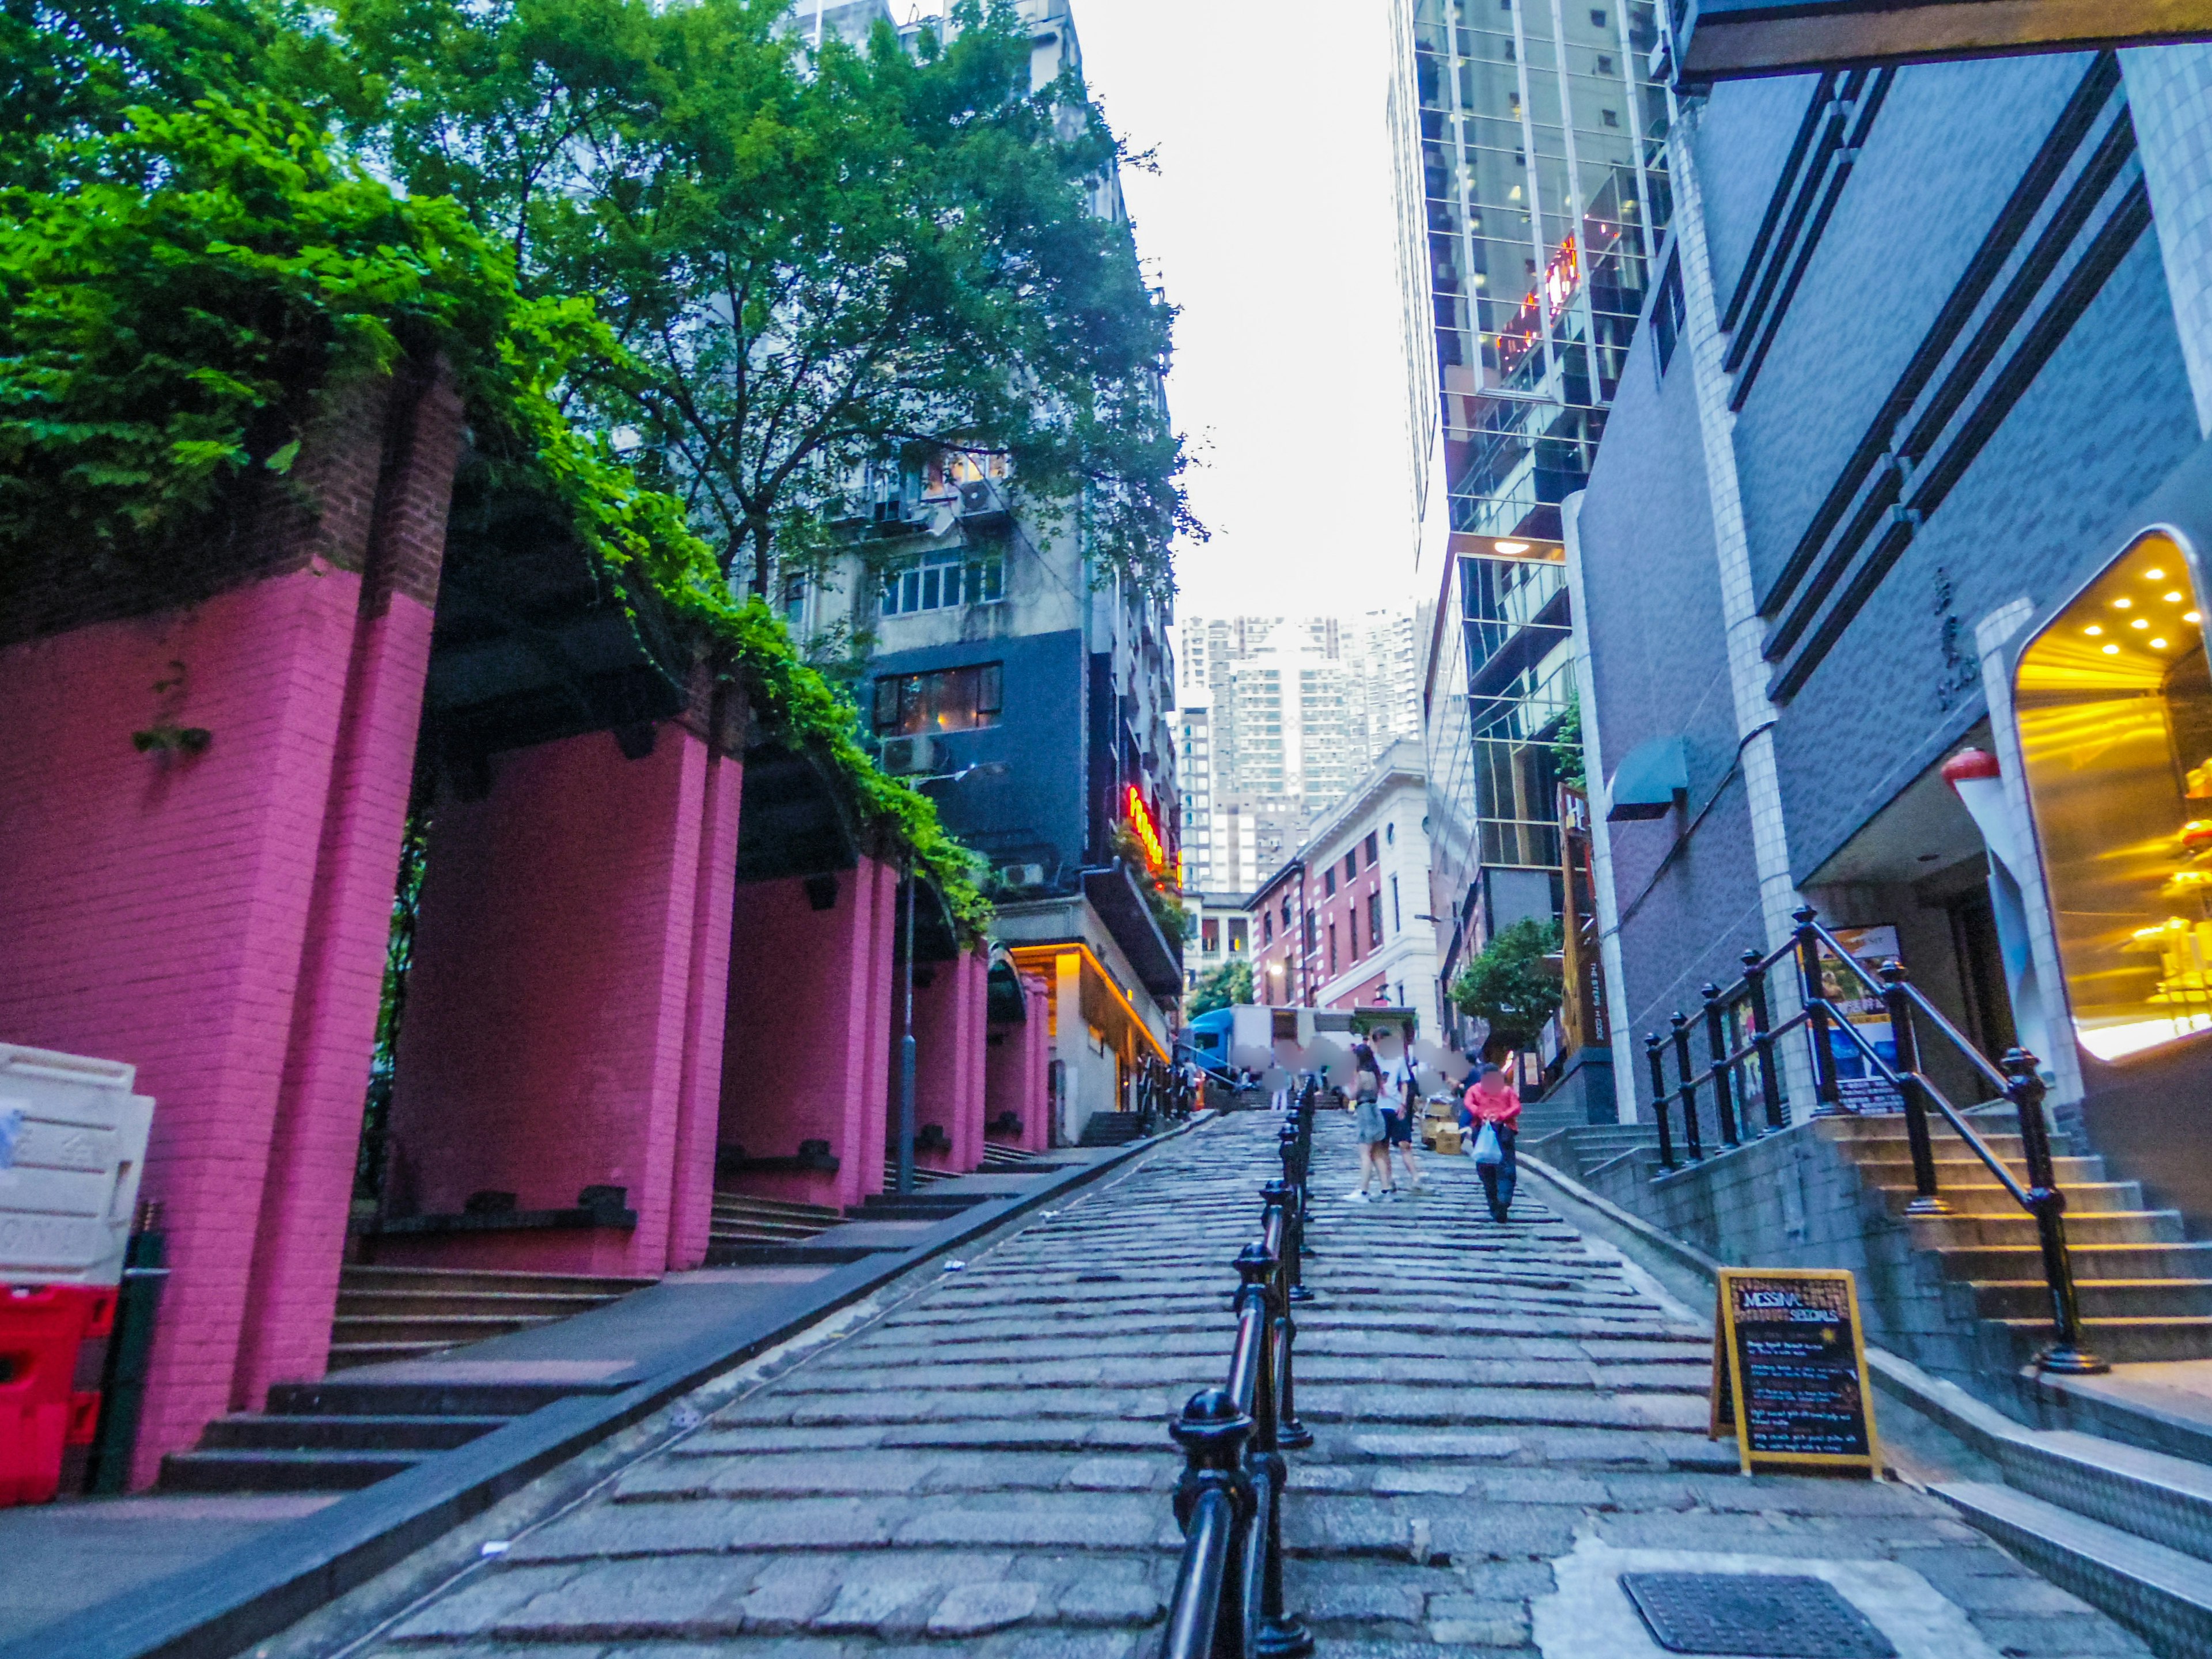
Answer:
[1126,785,1166,872]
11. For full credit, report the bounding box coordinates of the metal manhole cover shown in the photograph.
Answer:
[1619,1573,1897,1658]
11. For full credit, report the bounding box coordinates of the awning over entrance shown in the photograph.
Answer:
[1005,942,1170,1067]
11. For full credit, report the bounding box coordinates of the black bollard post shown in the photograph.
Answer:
[1278,1122,1313,1303]
[1262,1179,1311,1450]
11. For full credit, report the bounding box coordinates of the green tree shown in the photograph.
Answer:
[1449,917,1563,1053]
[1188,959,1253,1017]
[339,0,1194,597]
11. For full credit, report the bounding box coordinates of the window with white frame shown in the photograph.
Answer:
[881,546,1005,616]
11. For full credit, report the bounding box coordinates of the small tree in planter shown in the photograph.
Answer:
[1449,917,1562,1060]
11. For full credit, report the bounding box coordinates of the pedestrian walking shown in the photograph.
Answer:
[1377,1031,1429,1194]
[1463,1062,1521,1221]
[1347,1040,1395,1201]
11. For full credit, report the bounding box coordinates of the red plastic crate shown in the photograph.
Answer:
[0,1285,103,1506]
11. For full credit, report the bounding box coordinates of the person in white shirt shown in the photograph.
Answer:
[1374,1028,1429,1194]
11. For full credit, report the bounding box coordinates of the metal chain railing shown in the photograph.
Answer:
[1640,905,2104,1374]
[1163,1085,1317,1659]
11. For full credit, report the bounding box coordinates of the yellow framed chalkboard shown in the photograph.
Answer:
[1710,1268,1880,1478]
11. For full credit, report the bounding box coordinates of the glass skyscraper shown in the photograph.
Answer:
[1391,0,1671,992]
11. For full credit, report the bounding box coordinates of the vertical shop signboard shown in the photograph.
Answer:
[1816,925,1904,1112]
[1709,1268,1880,1478]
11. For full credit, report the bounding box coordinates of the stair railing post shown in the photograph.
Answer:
[1671,1013,1703,1161]
[1168,1386,1254,1659]
[1702,983,1740,1147]
[1278,1122,1312,1305]
[1880,961,1948,1215]
[1262,1179,1312,1450]
[2002,1048,2108,1376]
[1645,1033,1676,1169]
[1794,906,1846,1116]
[1743,948,1787,1132]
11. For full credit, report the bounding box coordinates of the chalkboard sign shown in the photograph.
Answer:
[1710,1268,1880,1478]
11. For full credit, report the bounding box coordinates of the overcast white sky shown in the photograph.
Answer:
[1071,1,1419,619]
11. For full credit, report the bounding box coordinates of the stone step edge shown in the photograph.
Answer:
[1934,1481,2212,1658]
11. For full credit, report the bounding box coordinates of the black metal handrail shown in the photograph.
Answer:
[1164,1086,1317,1659]
[1639,905,2104,1375]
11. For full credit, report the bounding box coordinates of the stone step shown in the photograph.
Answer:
[324,1339,483,1372]
[1934,1242,2212,1283]
[197,1412,511,1452]
[712,1192,842,1220]
[270,1376,615,1417]
[337,1264,656,1298]
[1964,1278,2212,1323]
[159,1446,426,1494]
[1908,1209,2187,1247]
[1849,1150,2105,1185]
[1986,1317,2212,1368]
[707,1214,834,1241]
[330,1312,563,1349]
[1872,1179,2146,1217]
[1937,1481,2212,1658]
[334,1289,618,1320]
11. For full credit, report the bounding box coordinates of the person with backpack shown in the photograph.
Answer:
[1347,1040,1395,1202]
[1463,1063,1521,1221]
[1377,1032,1429,1194]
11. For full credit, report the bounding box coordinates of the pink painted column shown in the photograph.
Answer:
[907,953,969,1172]
[718,857,892,1213]
[665,723,744,1271]
[952,950,988,1173]
[985,975,1053,1153]
[855,861,896,1200]
[382,726,711,1275]
[0,569,376,1480]
[233,373,464,1412]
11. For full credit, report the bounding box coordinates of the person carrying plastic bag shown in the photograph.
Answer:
[1463,1063,1521,1222]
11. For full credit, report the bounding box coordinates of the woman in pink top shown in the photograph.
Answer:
[1463,1063,1521,1221]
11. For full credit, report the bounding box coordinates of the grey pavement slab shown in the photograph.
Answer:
[248,1108,2155,1659]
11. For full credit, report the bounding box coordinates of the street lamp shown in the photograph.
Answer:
[896,762,1009,1195]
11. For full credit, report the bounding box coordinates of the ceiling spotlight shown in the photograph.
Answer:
[2147,567,2166,579]
[1495,540,1529,555]
[2085,626,2104,636]
[2190,612,2204,624]
[2115,597,2134,609]
[2168,592,2186,603]
[2134,618,2151,630]
[2154,638,2171,649]
[2103,643,2121,655]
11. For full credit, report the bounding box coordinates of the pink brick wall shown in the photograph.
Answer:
[384,726,717,1275]
[857,862,895,1199]
[0,567,403,1481]
[719,859,893,1211]
[986,975,1052,1152]
[665,744,743,1270]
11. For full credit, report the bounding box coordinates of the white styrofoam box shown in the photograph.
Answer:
[0,1044,154,1287]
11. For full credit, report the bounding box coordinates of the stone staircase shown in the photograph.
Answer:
[161,1371,604,1494]
[1520,1119,1661,1183]
[327,1265,653,1370]
[709,1191,842,1251]
[1076,1110,1150,1147]
[1825,1114,2212,1370]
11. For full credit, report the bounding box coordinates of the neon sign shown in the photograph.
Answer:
[1126,785,1166,871]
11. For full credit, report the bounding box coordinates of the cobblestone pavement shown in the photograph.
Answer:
[347,1109,2149,1658]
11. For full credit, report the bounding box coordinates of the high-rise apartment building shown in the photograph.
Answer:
[1391,0,1671,1005]
[1177,612,1421,868]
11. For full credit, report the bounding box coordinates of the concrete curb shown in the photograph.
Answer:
[11,1115,1216,1659]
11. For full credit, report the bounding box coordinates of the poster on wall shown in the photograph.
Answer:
[1816,925,1904,1113]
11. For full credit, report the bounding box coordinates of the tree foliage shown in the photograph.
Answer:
[1449,917,1563,1053]
[1188,959,1253,1018]
[335,0,1194,597]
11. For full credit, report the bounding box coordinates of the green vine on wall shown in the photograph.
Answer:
[0,94,990,929]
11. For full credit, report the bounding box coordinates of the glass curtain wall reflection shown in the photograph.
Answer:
[1396,0,1669,986]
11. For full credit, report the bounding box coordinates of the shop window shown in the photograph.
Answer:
[871,662,1004,736]
[2016,532,2212,1059]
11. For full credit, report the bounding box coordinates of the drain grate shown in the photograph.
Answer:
[1619,1573,1898,1658]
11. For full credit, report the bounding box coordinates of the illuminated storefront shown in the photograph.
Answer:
[2017,531,2212,1062]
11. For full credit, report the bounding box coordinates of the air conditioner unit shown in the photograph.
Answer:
[998,862,1046,889]
[878,734,942,776]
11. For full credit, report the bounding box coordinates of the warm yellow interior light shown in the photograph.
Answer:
[2086,626,2105,637]
[2115,597,2135,609]
[2154,638,2171,649]
[2168,592,2185,603]
[2146,567,2166,578]
[2191,612,2205,624]
[2134,618,2152,630]
[1495,540,1529,555]
[2104,642,2122,654]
